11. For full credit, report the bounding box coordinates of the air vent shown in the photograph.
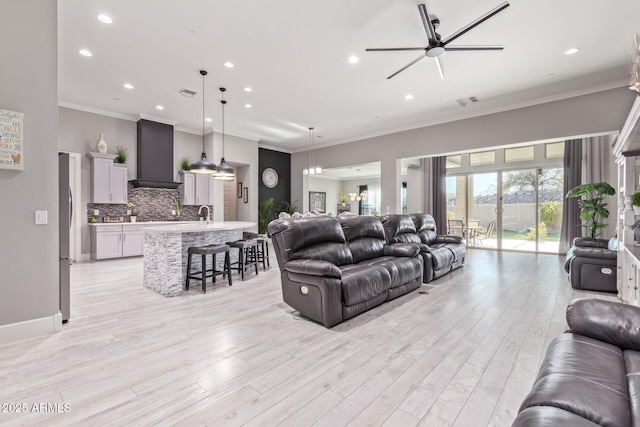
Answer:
[179,88,197,98]
[456,96,479,107]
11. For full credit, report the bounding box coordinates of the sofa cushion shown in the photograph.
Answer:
[359,256,422,289]
[426,245,455,270]
[624,350,640,427]
[418,229,437,245]
[339,215,386,263]
[381,214,422,245]
[339,264,390,306]
[290,242,353,266]
[567,298,640,351]
[519,333,629,427]
[512,406,601,427]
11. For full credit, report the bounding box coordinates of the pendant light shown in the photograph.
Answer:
[303,127,321,175]
[189,70,217,174]
[213,87,235,180]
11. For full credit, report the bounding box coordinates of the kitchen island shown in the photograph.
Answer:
[143,221,256,297]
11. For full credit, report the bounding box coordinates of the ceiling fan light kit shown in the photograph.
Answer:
[366,1,510,80]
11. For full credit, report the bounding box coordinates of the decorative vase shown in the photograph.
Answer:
[130,215,137,223]
[96,133,107,154]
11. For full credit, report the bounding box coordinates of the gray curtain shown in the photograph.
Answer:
[583,135,615,239]
[559,139,582,254]
[422,158,434,215]
[432,156,447,233]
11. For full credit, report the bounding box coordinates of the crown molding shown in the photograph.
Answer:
[58,101,138,121]
[137,114,178,126]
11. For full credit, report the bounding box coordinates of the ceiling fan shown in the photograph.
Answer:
[366,2,510,79]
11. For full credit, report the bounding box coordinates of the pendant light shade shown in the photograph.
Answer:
[213,87,235,180]
[190,70,217,174]
[303,127,321,175]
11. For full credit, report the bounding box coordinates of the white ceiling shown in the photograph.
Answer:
[58,1,638,152]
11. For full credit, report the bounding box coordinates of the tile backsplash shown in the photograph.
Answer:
[87,183,211,223]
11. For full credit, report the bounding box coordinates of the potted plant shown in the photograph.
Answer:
[198,207,206,221]
[566,182,616,239]
[339,194,348,205]
[633,192,640,215]
[179,157,190,171]
[258,198,277,234]
[127,201,137,222]
[278,200,297,215]
[114,146,128,164]
[173,197,181,218]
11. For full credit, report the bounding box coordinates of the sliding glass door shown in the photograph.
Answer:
[447,168,562,253]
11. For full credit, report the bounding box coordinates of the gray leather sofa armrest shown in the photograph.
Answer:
[383,243,420,257]
[567,298,640,351]
[435,235,463,244]
[572,247,617,260]
[284,259,342,279]
[573,237,608,249]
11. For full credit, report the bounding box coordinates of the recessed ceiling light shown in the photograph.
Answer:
[123,83,134,89]
[205,117,212,122]
[224,61,234,68]
[79,49,92,57]
[564,47,579,55]
[97,14,112,24]
[155,105,164,110]
[243,87,252,92]
[348,55,359,64]
[405,94,414,100]
[244,104,252,108]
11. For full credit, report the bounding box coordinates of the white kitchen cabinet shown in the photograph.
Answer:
[91,225,144,260]
[88,152,128,204]
[122,226,144,257]
[180,171,211,205]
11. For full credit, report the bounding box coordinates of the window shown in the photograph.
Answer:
[545,142,564,159]
[469,151,495,166]
[505,146,534,162]
[446,155,461,168]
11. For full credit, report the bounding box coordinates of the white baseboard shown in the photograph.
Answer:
[0,313,62,344]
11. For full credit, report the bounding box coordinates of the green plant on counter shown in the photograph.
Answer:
[114,146,128,164]
[566,181,616,239]
[258,198,277,234]
[89,217,97,224]
[179,157,190,171]
[633,192,640,207]
[173,197,181,216]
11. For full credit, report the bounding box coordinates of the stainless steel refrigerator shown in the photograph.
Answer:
[59,152,71,323]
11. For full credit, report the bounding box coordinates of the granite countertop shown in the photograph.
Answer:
[144,221,257,233]
[88,221,202,227]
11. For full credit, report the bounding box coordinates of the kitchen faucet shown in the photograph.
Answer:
[199,205,212,224]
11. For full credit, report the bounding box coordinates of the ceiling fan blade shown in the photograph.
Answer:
[366,47,427,52]
[386,54,428,79]
[418,4,438,45]
[441,2,510,46]
[444,45,504,51]
[434,57,445,79]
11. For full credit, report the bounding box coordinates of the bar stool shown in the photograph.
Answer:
[243,232,270,270]
[226,239,258,280]
[185,244,232,293]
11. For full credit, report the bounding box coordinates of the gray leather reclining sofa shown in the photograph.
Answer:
[513,298,640,427]
[564,237,618,292]
[381,213,466,282]
[268,215,423,327]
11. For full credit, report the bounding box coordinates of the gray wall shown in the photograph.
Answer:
[292,87,637,213]
[0,0,58,326]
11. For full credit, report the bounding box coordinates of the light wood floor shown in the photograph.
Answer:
[0,249,618,426]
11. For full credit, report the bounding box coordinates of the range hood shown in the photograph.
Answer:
[130,119,181,189]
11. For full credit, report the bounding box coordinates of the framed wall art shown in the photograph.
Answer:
[0,109,24,170]
[243,187,248,203]
[238,182,243,198]
[309,191,326,213]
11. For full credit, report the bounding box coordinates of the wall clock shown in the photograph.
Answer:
[262,167,279,188]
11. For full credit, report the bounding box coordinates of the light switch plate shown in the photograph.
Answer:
[93,209,99,215]
[35,210,48,225]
